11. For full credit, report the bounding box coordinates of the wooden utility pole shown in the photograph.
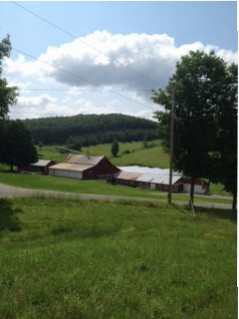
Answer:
[168,84,175,204]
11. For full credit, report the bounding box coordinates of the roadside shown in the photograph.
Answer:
[0,183,233,210]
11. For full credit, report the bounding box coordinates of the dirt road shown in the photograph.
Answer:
[0,183,233,210]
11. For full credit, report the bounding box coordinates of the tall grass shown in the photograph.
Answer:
[0,197,236,318]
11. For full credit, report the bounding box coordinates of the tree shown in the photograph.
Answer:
[2,120,38,171]
[152,50,235,205]
[210,63,237,209]
[111,140,119,157]
[0,35,19,118]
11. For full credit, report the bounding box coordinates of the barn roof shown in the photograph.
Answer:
[116,171,142,181]
[49,162,92,172]
[118,166,183,185]
[119,166,172,175]
[64,154,104,166]
[31,159,52,167]
[49,154,107,173]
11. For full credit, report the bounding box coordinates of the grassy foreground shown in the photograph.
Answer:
[0,197,237,318]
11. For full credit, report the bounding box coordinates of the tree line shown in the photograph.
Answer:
[24,113,158,147]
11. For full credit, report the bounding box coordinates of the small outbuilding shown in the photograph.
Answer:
[21,159,54,175]
[49,154,120,180]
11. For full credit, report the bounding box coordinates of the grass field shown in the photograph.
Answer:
[0,197,236,319]
[37,140,169,168]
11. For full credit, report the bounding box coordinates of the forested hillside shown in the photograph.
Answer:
[24,113,158,147]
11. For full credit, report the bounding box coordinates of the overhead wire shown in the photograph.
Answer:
[11,1,161,88]
[7,1,162,117]
[11,46,157,112]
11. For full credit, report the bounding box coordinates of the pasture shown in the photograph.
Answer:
[0,197,237,318]
[36,140,169,168]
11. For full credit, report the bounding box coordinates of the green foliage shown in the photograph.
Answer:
[0,197,236,318]
[24,113,158,146]
[111,140,119,157]
[214,63,237,208]
[66,136,82,151]
[0,120,38,170]
[0,35,19,119]
[152,50,237,207]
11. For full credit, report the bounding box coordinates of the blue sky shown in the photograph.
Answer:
[0,1,237,119]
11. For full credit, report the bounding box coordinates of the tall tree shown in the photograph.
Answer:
[214,63,237,209]
[152,50,235,204]
[2,120,38,171]
[111,140,119,157]
[0,35,19,119]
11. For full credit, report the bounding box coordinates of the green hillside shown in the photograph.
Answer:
[37,140,169,168]
[25,113,158,146]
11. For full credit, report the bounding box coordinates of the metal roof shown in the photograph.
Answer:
[31,159,52,167]
[118,166,183,185]
[116,171,142,181]
[64,154,104,166]
[49,163,92,172]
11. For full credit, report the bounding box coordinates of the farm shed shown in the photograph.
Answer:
[115,171,142,187]
[49,154,119,180]
[116,166,208,194]
[181,178,209,195]
[20,159,54,175]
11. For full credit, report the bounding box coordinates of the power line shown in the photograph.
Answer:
[10,46,157,111]
[11,1,161,87]
[0,87,153,92]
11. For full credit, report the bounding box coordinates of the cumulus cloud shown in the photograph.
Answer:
[12,94,58,119]
[39,31,178,93]
[39,31,237,93]
[3,30,238,119]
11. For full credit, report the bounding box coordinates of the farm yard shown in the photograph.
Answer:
[0,140,237,318]
[0,139,235,208]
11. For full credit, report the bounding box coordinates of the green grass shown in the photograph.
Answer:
[0,197,236,318]
[37,140,169,168]
[83,140,169,168]
[0,172,233,207]
[37,145,79,163]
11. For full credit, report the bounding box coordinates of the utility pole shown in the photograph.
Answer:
[168,83,175,204]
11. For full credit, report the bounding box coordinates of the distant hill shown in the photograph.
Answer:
[24,113,158,147]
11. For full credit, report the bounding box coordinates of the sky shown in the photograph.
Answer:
[0,1,238,120]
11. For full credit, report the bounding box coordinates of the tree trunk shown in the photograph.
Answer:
[190,177,195,205]
[232,191,237,210]
[10,164,14,172]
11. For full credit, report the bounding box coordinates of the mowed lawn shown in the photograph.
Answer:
[0,197,236,319]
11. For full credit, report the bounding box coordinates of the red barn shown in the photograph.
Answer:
[49,154,119,180]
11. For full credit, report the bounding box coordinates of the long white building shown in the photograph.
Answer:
[115,166,208,194]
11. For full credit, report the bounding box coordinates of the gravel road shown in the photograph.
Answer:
[0,183,233,210]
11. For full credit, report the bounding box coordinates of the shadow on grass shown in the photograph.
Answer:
[170,203,237,223]
[0,199,22,232]
[193,206,237,223]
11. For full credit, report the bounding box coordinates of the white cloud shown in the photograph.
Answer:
[3,30,238,119]
[74,97,117,115]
